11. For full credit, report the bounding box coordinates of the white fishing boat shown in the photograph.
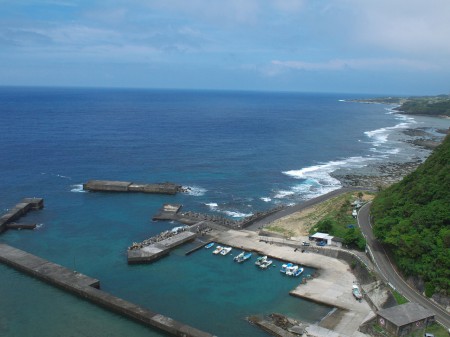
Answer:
[280,262,292,273]
[259,259,273,269]
[213,246,223,254]
[220,247,232,255]
[241,252,252,262]
[234,252,245,262]
[286,265,299,276]
[255,256,268,266]
[294,267,304,277]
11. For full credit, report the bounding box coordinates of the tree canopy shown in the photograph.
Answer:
[371,134,450,296]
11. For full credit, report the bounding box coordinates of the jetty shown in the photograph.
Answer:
[0,198,44,234]
[128,230,198,264]
[83,180,182,195]
[0,244,215,337]
[152,203,285,229]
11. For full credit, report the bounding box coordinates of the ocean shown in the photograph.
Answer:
[1,87,449,337]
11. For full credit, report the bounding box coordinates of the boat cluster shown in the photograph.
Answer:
[204,243,304,274]
[280,263,304,277]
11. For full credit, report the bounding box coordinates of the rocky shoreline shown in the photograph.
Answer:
[331,160,423,189]
[331,126,449,189]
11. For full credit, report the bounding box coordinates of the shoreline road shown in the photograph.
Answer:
[358,202,450,329]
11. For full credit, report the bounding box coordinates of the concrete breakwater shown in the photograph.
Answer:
[83,180,183,195]
[128,219,214,264]
[0,244,215,337]
[0,198,44,234]
[153,203,285,229]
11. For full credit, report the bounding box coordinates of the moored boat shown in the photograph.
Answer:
[213,246,223,254]
[280,262,292,273]
[242,252,252,262]
[259,259,273,269]
[294,267,304,277]
[234,251,245,262]
[205,242,215,249]
[255,256,268,266]
[220,247,232,255]
[286,265,298,276]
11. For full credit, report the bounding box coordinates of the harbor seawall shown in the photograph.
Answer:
[0,244,215,337]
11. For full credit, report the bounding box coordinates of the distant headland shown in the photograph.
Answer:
[349,94,450,117]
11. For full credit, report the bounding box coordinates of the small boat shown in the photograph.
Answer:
[255,256,268,266]
[294,267,304,277]
[220,247,232,256]
[241,252,252,262]
[352,284,363,300]
[213,246,223,255]
[205,242,215,249]
[280,262,293,273]
[286,265,299,276]
[259,259,273,269]
[234,252,245,262]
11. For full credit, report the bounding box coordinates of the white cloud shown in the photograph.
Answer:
[269,58,438,73]
[346,0,450,56]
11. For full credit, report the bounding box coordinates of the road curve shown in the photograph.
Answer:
[358,202,450,328]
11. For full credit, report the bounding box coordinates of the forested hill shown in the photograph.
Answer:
[396,95,450,116]
[371,134,450,297]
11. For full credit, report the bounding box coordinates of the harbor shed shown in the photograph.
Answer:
[309,232,334,245]
[376,302,435,336]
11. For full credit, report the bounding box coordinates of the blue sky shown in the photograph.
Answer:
[1,0,449,94]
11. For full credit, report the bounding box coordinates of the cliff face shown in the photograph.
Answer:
[371,134,450,298]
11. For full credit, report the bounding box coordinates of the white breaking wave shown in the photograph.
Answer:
[183,186,207,196]
[260,197,272,202]
[35,223,44,229]
[279,156,373,200]
[70,184,85,193]
[222,210,253,218]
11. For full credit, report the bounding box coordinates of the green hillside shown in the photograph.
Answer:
[371,134,450,297]
[397,95,450,116]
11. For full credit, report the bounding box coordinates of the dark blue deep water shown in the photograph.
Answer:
[1,87,448,336]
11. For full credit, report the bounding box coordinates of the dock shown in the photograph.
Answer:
[0,198,44,234]
[128,230,198,264]
[0,244,215,337]
[83,180,181,195]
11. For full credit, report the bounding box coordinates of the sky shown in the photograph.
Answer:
[0,0,449,95]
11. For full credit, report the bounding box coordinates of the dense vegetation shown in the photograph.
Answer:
[352,94,450,117]
[397,95,450,116]
[371,135,450,296]
[310,192,368,251]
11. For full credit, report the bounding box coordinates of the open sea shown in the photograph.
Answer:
[1,87,449,337]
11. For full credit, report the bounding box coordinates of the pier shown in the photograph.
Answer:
[83,180,182,195]
[0,198,44,234]
[128,230,198,264]
[0,244,215,337]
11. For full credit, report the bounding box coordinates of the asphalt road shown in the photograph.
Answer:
[358,202,450,329]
